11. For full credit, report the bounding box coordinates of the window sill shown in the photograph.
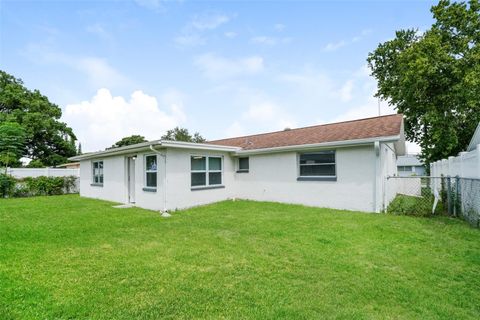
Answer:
[90,183,104,187]
[191,185,225,191]
[142,187,157,193]
[236,170,249,173]
[297,176,337,182]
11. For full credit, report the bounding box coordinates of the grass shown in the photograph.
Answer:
[1,195,480,319]
[387,194,444,217]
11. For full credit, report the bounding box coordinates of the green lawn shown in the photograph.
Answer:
[1,195,480,319]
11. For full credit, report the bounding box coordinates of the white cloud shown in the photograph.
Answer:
[134,0,164,11]
[224,31,237,38]
[86,23,112,42]
[225,121,246,137]
[324,40,347,52]
[339,80,354,102]
[241,101,297,133]
[278,70,336,100]
[250,36,292,46]
[22,43,131,89]
[190,12,231,31]
[323,29,372,52]
[274,23,285,31]
[174,34,206,47]
[77,57,130,89]
[224,100,296,138]
[329,97,395,123]
[194,53,264,80]
[175,11,233,47]
[63,88,186,151]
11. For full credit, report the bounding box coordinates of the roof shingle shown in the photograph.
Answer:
[209,114,403,150]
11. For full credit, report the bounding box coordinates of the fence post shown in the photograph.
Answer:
[447,176,452,216]
[454,175,461,217]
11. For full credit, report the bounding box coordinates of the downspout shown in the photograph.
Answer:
[373,141,381,213]
[149,145,169,216]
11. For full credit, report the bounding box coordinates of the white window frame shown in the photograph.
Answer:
[191,155,223,188]
[144,154,158,189]
[298,151,336,179]
[92,160,104,185]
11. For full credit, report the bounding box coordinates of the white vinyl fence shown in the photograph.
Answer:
[429,144,480,227]
[6,167,80,179]
[430,144,480,179]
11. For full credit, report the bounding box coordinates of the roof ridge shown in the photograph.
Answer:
[210,113,402,142]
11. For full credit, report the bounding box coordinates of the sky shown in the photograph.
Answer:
[0,0,436,152]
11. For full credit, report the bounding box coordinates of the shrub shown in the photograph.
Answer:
[387,194,444,217]
[24,176,65,196]
[0,173,16,197]
[63,176,77,193]
[12,183,30,197]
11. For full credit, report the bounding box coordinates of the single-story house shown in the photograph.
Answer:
[397,154,425,176]
[70,114,405,213]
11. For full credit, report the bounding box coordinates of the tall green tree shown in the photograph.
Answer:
[109,135,147,149]
[367,0,480,166]
[0,71,77,166]
[161,127,206,143]
[0,121,26,171]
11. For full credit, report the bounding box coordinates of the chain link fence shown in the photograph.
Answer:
[385,176,480,227]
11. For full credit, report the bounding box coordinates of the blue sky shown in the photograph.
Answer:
[0,0,436,152]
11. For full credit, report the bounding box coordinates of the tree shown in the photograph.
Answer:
[77,142,82,155]
[0,121,26,171]
[161,127,206,143]
[0,71,77,166]
[109,135,147,149]
[367,0,480,166]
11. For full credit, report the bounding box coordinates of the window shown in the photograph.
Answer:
[92,161,104,185]
[191,156,223,187]
[238,157,249,172]
[398,166,412,172]
[299,151,336,177]
[145,155,157,188]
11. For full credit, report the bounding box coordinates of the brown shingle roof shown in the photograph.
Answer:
[209,114,403,150]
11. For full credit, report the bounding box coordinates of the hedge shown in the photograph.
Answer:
[0,174,78,198]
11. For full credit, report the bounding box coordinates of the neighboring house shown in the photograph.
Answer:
[397,154,425,176]
[70,114,405,213]
[56,162,80,169]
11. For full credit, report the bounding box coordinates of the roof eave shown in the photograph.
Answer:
[68,140,240,161]
[233,135,401,156]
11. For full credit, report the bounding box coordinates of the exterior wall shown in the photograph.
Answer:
[132,151,166,211]
[380,142,399,210]
[233,145,376,212]
[79,157,127,204]
[78,143,399,213]
[164,148,236,210]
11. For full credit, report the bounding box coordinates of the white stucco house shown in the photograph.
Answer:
[70,114,405,213]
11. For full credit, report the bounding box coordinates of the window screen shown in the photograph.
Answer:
[299,151,336,177]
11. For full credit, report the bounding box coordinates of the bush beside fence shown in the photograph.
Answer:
[0,174,79,198]
[386,176,480,227]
